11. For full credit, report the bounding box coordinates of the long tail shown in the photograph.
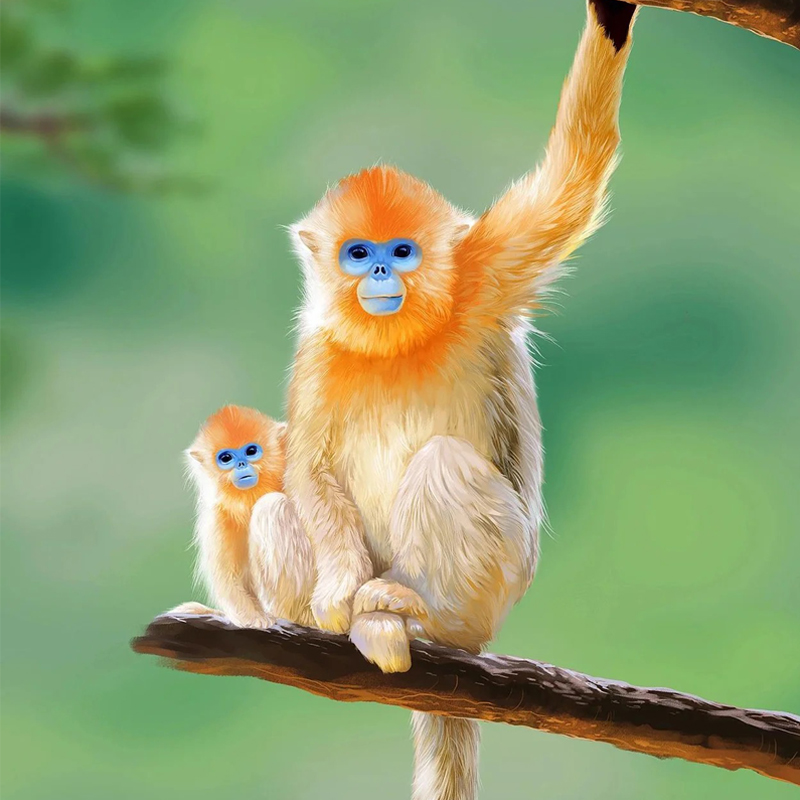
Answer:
[411,712,480,800]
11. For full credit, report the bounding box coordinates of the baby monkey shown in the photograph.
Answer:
[171,405,314,628]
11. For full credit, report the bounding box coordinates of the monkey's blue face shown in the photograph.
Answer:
[215,443,263,490]
[338,238,422,316]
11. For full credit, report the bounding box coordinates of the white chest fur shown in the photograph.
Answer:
[333,372,496,567]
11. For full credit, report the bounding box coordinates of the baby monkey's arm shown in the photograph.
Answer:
[195,505,278,628]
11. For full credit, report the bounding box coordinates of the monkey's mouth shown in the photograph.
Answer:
[233,473,258,490]
[358,294,404,316]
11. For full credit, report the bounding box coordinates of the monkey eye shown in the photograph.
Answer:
[348,244,370,261]
[216,450,235,469]
[245,443,263,461]
[339,240,375,276]
[388,239,421,272]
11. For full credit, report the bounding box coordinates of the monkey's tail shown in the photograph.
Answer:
[411,711,480,800]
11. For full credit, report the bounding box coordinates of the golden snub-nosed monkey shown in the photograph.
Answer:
[286,3,638,799]
[171,405,314,628]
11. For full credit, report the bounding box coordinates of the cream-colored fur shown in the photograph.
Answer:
[411,713,480,800]
[173,480,315,628]
[250,492,315,625]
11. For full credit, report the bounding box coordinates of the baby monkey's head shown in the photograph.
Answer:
[187,405,286,503]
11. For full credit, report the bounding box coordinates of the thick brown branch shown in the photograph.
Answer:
[132,613,800,786]
[635,0,800,48]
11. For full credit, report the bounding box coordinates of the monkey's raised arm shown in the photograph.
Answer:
[458,1,637,319]
[284,342,374,634]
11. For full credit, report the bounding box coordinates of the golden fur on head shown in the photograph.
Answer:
[188,405,286,505]
[292,165,473,358]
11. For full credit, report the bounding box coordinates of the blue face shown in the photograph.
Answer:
[338,238,422,316]
[215,443,263,490]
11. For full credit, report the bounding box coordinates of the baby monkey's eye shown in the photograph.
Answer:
[217,451,233,465]
[393,244,413,259]
[244,443,263,460]
[348,244,370,261]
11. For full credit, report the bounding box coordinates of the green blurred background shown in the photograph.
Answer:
[2,1,799,798]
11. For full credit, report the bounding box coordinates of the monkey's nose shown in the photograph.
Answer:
[371,264,390,280]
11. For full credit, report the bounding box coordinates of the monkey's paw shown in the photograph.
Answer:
[227,611,278,630]
[353,578,428,621]
[167,601,220,617]
[311,589,353,634]
[350,611,412,673]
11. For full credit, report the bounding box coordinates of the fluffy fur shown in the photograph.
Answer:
[285,5,637,799]
[173,405,315,627]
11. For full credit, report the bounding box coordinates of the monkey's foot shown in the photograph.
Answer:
[353,578,428,621]
[350,611,412,673]
[167,601,276,630]
[167,601,220,617]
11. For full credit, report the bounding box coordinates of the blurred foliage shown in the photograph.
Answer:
[0,0,200,192]
[1,2,799,799]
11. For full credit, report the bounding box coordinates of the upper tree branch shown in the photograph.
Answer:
[634,0,800,48]
[132,613,800,786]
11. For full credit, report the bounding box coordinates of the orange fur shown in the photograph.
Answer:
[293,166,473,359]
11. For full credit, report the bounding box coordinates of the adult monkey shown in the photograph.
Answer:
[286,2,638,797]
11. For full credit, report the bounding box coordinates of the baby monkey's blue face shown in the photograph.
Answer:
[338,238,422,316]
[215,443,263,490]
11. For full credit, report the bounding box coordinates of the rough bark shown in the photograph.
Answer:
[132,613,800,786]
[635,0,800,48]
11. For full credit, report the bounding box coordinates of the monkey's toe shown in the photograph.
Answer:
[228,611,278,630]
[405,617,427,640]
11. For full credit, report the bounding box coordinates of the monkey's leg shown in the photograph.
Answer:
[359,435,530,800]
[351,435,530,668]
[399,435,529,648]
[249,493,316,626]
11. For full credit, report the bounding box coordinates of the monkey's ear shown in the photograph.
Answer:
[274,421,288,448]
[296,229,320,254]
[187,449,203,463]
[451,222,472,246]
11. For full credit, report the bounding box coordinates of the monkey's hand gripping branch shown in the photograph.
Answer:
[132,612,800,787]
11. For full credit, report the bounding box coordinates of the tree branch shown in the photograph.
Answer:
[0,108,86,139]
[634,0,800,48]
[132,613,800,786]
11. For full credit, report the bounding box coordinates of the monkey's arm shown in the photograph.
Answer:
[249,492,316,626]
[459,1,637,318]
[285,345,374,634]
[194,507,276,628]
